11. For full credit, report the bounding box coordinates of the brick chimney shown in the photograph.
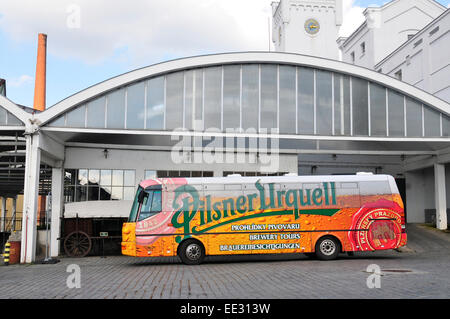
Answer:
[33,33,47,111]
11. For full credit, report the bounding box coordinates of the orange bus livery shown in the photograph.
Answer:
[122,174,407,264]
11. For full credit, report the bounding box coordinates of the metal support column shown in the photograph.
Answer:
[434,163,448,230]
[50,166,64,257]
[20,133,41,263]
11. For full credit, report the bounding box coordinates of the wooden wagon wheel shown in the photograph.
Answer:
[64,231,92,257]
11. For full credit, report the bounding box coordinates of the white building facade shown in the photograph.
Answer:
[375,10,450,103]
[338,0,446,69]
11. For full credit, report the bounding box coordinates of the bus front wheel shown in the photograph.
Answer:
[178,239,205,265]
[315,236,340,261]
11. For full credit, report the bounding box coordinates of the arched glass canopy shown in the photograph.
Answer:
[0,106,23,126]
[46,59,450,139]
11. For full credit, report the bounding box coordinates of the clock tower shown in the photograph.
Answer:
[272,0,343,60]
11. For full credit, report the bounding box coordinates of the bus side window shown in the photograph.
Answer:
[359,181,392,205]
[335,182,361,208]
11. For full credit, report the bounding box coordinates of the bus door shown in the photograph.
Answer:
[135,186,175,257]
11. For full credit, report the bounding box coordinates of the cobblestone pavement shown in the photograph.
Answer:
[0,224,449,299]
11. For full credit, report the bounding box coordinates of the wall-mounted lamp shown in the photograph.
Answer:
[103,149,109,159]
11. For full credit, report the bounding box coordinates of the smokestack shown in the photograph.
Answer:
[33,33,47,111]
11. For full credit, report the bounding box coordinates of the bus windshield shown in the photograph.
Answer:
[128,187,163,222]
[138,190,162,221]
[128,186,143,222]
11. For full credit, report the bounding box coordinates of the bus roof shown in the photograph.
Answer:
[139,174,396,189]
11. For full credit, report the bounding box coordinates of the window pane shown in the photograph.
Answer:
[100,186,112,200]
[223,65,241,130]
[124,170,135,186]
[184,70,194,130]
[370,83,386,136]
[388,90,405,137]
[66,105,86,128]
[48,116,65,127]
[424,106,440,137]
[316,70,332,135]
[126,81,145,129]
[147,77,164,130]
[406,98,422,137]
[260,64,277,131]
[144,170,157,180]
[86,97,105,128]
[157,170,168,178]
[443,114,450,137]
[352,77,368,136]
[100,170,112,186]
[0,108,6,125]
[111,187,123,200]
[242,64,259,131]
[124,187,135,200]
[298,67,314,134]
[88,186,99,201]
[179,171,191,177]
[194,70,203,130]
[107,88,125,129]
[334,74,351,135]
[76,185,87,201]
[65,169,77,186]
[78,169,88,185]
[64,186,75,203]
[112,170,123,186]
[204,67,222,130]
[279,65,296,134]
[166,72,184,129]
[88,169,100,185]
[7,112,22,126]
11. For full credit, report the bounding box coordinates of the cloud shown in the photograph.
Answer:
[0,0,273,67]
[0,0,375,69]
[339,0,366,37]
[7,75,33,88]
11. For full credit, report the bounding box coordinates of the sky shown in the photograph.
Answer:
[0,0,449,108]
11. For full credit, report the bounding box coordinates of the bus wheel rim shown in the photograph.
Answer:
[186,243,201,261]
[320,239,336,256]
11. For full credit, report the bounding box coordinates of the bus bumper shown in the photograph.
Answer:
[122,223,136,256]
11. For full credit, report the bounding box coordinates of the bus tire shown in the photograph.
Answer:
[315,236,340,261]
[178,239,205,265]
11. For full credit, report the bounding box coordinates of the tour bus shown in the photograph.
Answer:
[122,174,407,264]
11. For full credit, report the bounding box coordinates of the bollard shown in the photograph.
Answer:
[3,242,10,266]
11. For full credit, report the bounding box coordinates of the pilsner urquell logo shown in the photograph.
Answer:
[171,181,338,242]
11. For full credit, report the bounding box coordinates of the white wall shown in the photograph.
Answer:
[375,10,450,103]
[64,147,299,179]
[341,0,445,69]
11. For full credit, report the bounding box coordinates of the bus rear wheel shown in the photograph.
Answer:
[178,239,205,265]
[315,236,340,260]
